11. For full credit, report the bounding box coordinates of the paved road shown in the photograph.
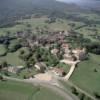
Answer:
[3,76,78,100]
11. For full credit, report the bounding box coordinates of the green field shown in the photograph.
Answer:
[0,17,71,36]
[0,47,33,66]
[70,53,100,95]
[0,45,7,56]
[0,49,24,66]
[0,80,66,100]
[0,13,100,41]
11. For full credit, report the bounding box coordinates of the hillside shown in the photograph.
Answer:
[0,0,89,27]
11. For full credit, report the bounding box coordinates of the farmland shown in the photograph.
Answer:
[0,13,100,40]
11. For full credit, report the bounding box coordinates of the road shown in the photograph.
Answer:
[3,76,78,100]
[67,81,97,100]
[64,64,76,80]
[60,60,80,80]
[60,59,96,100]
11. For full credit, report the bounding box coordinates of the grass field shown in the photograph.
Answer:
[0,49,24,66]
[0,47,32,66]
[0,80,66,100]
[0,45,7,56]
[70,53,100,95]
[0,17,71,36]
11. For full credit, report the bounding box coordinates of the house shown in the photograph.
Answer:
[61,43,71,53]
[51,49,59,55]
[52,67,66,77]
[8,66,23,74]
[72,48,87,60]
[34,62,47,73]
[63,54,77,61]
[61,43,70,49]
[63,31,70,37]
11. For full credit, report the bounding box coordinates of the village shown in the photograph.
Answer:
[0,0,100,100]
[0,30,88,84]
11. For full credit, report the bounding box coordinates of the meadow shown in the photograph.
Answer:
[0,80,66,100]
[70,53,100,95]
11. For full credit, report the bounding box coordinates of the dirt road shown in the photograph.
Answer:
[60,60,80,80]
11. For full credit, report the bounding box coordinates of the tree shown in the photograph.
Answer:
[0,61,8,70]
[1,61,8,68]
[0,64,2,71]
[27,58,35,68]
[85,42,100,55]
[26,24,31,28]
[94,68,98,72]
[79,93,85,100]
[71,87,79,96]
[8,39,22,52]
[19,48,32,61]
[20,50,25,55]
[94,92,100,99]
[0,75,4,81]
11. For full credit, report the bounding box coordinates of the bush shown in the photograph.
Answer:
[86,42,100,55]
[19,47,32,61]
[0,45,7,56]
[8,39,22,52]
[79,93,85,100]
[71,87,79,96]
[0,75,3,81]
[94,92,100,99]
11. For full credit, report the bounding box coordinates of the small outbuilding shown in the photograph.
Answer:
[34,62,47,73]
[51,48,59,55]
[52,67,66,77]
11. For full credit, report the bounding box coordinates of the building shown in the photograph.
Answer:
[52,67,66,77]
[61,43,71,54]
[7,66,23,74]
[72,48,87,60]
[63,54,77,61]
[51,49,59,55]
[34,62,47,73]
[61,43,70,50]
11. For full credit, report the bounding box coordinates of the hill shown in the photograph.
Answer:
[0,0,89,27]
